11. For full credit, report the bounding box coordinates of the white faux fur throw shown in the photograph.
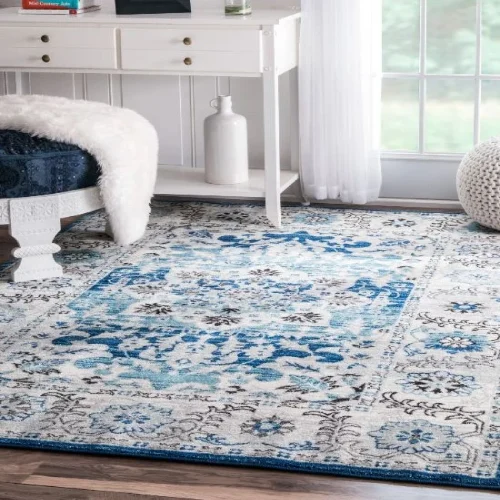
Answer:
[0,94,159,245]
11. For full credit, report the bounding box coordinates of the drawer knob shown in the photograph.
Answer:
[41,34,49,43]
[183,57,192,66]
[41,54,50,63]
[183,37,192,46]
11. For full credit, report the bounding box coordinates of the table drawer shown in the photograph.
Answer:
[0,26,116,49]
[0,48,117,70]
[121,28,260,52]
[121,49,262,74]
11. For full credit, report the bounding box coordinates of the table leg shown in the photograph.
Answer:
[263,26,281,227]
[288,66,309,205]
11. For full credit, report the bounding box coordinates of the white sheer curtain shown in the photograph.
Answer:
[299,0,382,204]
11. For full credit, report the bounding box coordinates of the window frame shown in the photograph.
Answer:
[381,0,497,160]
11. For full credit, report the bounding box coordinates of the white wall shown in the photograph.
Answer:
[0,0,301,172]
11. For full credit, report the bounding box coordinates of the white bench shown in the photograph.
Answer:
[1,187,103,282]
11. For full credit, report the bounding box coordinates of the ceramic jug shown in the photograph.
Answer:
[204,95,249,185]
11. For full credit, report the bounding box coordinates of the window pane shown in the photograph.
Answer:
[481,81,500,141]
[382,79,420,152]
[383,0,420,73]
[427,0,476,75]
[425,79,474,153]
[482,0,500,74]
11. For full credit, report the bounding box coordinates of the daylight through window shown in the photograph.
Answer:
[382,0,500,155]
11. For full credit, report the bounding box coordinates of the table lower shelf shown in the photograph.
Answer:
[154,167,299,198]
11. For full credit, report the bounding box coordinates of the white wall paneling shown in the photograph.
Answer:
[5,72,15,94]
[14,71,29,95]
[1,73,7,95]
[230,74,292,170]
[1,73,6,94]
[191,76,214,168]
[30,73,76,98]
[84,74,112,103]
[120,75,189,166]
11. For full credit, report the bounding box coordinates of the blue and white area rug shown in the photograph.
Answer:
[1,202,500,490]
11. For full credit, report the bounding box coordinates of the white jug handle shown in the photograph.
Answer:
[210,98,219,109]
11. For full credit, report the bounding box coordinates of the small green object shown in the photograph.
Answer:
[225,2,251,15]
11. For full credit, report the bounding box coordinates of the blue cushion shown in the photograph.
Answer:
[0,129,100,199]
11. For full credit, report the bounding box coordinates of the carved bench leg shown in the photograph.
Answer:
[9,197,63,283]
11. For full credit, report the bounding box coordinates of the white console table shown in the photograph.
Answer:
[0,6,301,227]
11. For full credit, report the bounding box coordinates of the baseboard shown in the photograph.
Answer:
[319,197,463,211]
[155,194,464,212]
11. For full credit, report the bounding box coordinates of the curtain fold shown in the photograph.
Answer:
[299,0,382,204]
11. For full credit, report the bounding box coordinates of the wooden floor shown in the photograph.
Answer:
[0,448,498,500]
[0,225,16,264]
[0,219,497,500]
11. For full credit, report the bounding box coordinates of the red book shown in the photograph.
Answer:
[22,0,66,8]
[21,0,95,9]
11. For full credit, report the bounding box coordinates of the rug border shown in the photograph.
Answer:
[0,438,498,491]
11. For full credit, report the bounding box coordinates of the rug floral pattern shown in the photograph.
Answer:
[1,202,500,488]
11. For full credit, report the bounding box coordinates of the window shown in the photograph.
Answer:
[382,0,500,156]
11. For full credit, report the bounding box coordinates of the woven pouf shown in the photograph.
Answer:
[457,137,500,231]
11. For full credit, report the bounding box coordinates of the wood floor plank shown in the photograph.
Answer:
[34,458,346,492]
[30,458,498,499]
[0,225,15,264]
[0,481,170,500]
[0,449,46,467]
[24,475,341,500]
[21,472,500,500]
[22,449,497,500]
[0,434,497,500]
[16,450,496,500]
[0,449,43,483]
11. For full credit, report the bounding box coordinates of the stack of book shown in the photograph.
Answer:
[19,0,100,15]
